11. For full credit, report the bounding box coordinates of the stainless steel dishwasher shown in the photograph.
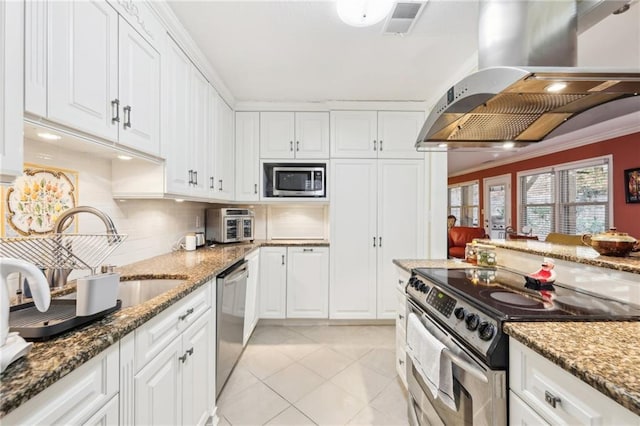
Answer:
[216,260,248,398]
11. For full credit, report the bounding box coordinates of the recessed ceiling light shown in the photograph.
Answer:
[546,82,567,93]
[503,142,515,149]
[175,199,184,203]
[37,132,62,141]
[438,143,448,148]
[336,0,394,27]
[117,154,133,161]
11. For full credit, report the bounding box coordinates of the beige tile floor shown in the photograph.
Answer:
[216,324,409,426]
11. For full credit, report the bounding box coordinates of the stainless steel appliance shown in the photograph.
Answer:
[405,267,640,425]
[216,260,248,398]
[263,163,326,198]
[205,208,254,244]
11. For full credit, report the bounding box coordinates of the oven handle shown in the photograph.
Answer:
[418,313,489,385]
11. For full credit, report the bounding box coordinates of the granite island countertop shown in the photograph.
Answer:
[1,239,329,418]
[481,239,640,274]
[505,321,640,416]
[393,258,475,272]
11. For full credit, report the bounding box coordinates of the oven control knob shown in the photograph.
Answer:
[418,283,428,293]
[465,313,480,331]
[478,322,496,340]
[454,307,466,320]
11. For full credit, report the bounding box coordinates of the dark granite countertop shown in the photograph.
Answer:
[504,321,640,416]
[482,239,640,274]
[1,239,328,418]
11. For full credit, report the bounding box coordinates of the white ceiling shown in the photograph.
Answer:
[167,0,640,174]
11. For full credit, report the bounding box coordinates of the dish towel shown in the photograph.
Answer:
[406,313,456,411]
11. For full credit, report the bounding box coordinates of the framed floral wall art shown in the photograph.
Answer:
[1,164,78,237]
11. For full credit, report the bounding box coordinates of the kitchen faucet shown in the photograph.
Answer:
[46,206,118,289]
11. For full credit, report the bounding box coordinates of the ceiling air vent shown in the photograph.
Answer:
[382,2,426,35]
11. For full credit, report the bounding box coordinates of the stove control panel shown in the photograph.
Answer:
[426,289,456,318]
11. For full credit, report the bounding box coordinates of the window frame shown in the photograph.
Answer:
[448,180,480,227]
[516,155,613,239]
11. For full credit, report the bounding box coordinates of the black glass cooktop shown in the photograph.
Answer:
[413,267,640,321]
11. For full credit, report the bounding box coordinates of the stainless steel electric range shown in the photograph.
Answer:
[405,266,640,426]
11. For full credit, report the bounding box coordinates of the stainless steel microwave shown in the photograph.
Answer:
[205,208,254,243]
[263,163,326,197]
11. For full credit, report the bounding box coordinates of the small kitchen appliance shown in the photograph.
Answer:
[263,163,326,198]
[404,266,640,425]
[205,208,254,244]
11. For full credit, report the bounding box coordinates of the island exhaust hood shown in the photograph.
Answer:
[415,0,640,151]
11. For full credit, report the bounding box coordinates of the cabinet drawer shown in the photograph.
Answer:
[135,284,211,372]
[509,391,550,426]
[509,339,638,425]
[2,344,119,425]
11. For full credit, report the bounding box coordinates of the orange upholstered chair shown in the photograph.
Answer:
[448,227,488,259]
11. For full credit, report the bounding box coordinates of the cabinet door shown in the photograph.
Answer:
[377,111,425,159]
[244,250,260,345]
[295,112,329,159]
[287,247,329,318]
[235,112,260,201]
[83,395,119,426]
[190,69,210,197]
[24,0,47,117]
[134,339,182,426]
[259,247,287,319]
[48,0,118,140]
[330,111,377,158]
[162,37,192,195]
[330,159,378,319]
[260,112,295,159]
[215,96,235,200]
[118,19,161,155]
[509,391,550,426]
[377,160,425,319]
[182,311,214,426]
[0,0,23,183]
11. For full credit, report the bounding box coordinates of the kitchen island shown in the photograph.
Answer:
[0,240,328,419]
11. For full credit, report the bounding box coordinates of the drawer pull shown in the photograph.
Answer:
[398,314,404,320]
[179,308,194,321]
[179,354,188,363]
[398,359,404,365]
[545,391,561,408]
[186,347,194,356]
[303,248,314,252]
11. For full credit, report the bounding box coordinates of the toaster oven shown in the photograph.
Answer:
[205,208,254,243]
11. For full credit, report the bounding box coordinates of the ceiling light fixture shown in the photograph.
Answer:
[503,141,515,149]
[545,82,567,93]
[37,132,62,141]
[337,0,395,27]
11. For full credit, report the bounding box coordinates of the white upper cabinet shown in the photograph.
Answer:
[235,112,260,202]
[48,1,119,141]
[377,111,425,159]
[331,110,425,159]
[118,20,160,154]
[260,112,329,159]
[214,95,235,200]
[30,1,161,156]
[190,68,211,198]
[0,0,24,183]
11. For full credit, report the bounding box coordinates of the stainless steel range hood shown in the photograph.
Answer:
[416,0,640,151]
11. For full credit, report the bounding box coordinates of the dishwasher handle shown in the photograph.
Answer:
[217,260,248,281]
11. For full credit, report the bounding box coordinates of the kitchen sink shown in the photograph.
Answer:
[57,278,187,308]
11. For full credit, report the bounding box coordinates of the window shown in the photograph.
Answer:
[448,181,479,226]
[518,157,611,240]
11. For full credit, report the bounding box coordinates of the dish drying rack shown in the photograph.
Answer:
[0,233,127,273]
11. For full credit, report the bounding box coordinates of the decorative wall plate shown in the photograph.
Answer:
[3,164,78,236]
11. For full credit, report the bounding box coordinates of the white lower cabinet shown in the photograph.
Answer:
[510,391,550,426]
[287,247,329,318]
[244,249,260,345]
[259,246,330,319]
[509,339,638,425]
[2,343,120,425]
[395,267,410,388]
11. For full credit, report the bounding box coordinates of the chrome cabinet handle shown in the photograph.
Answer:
[296,141,300,151]
[373,140,377,151]
[545,391,561,408]
[210,177,214,189]
[303,248,314,252]
[186,347,194,356]
[179,354,188,363]
[398,314,404,320]
[290,141,293,151]
[398,279,404,285]
[219,179,223,191]
[179,307,194,321]
[380,140,383,151]
[398,359,404,365]
[379,237,382,247]
[111,99,120,123]
[123,105,132,128]
[254,183,258,194]
[188,169,194,185]
[193,170,198,186]
[281,254,285,265]
[373,237,376,247]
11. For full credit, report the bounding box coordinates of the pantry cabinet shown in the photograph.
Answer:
[260,112,329,159]
[330,110,424,159]
[44,1,161,155]
[235,112,261,202]
[0,0,23,183]
[286,247,329,318]
[330,159,425,319]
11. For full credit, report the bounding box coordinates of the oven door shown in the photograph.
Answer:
[406,300,506,426]
[224,217,240,242]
